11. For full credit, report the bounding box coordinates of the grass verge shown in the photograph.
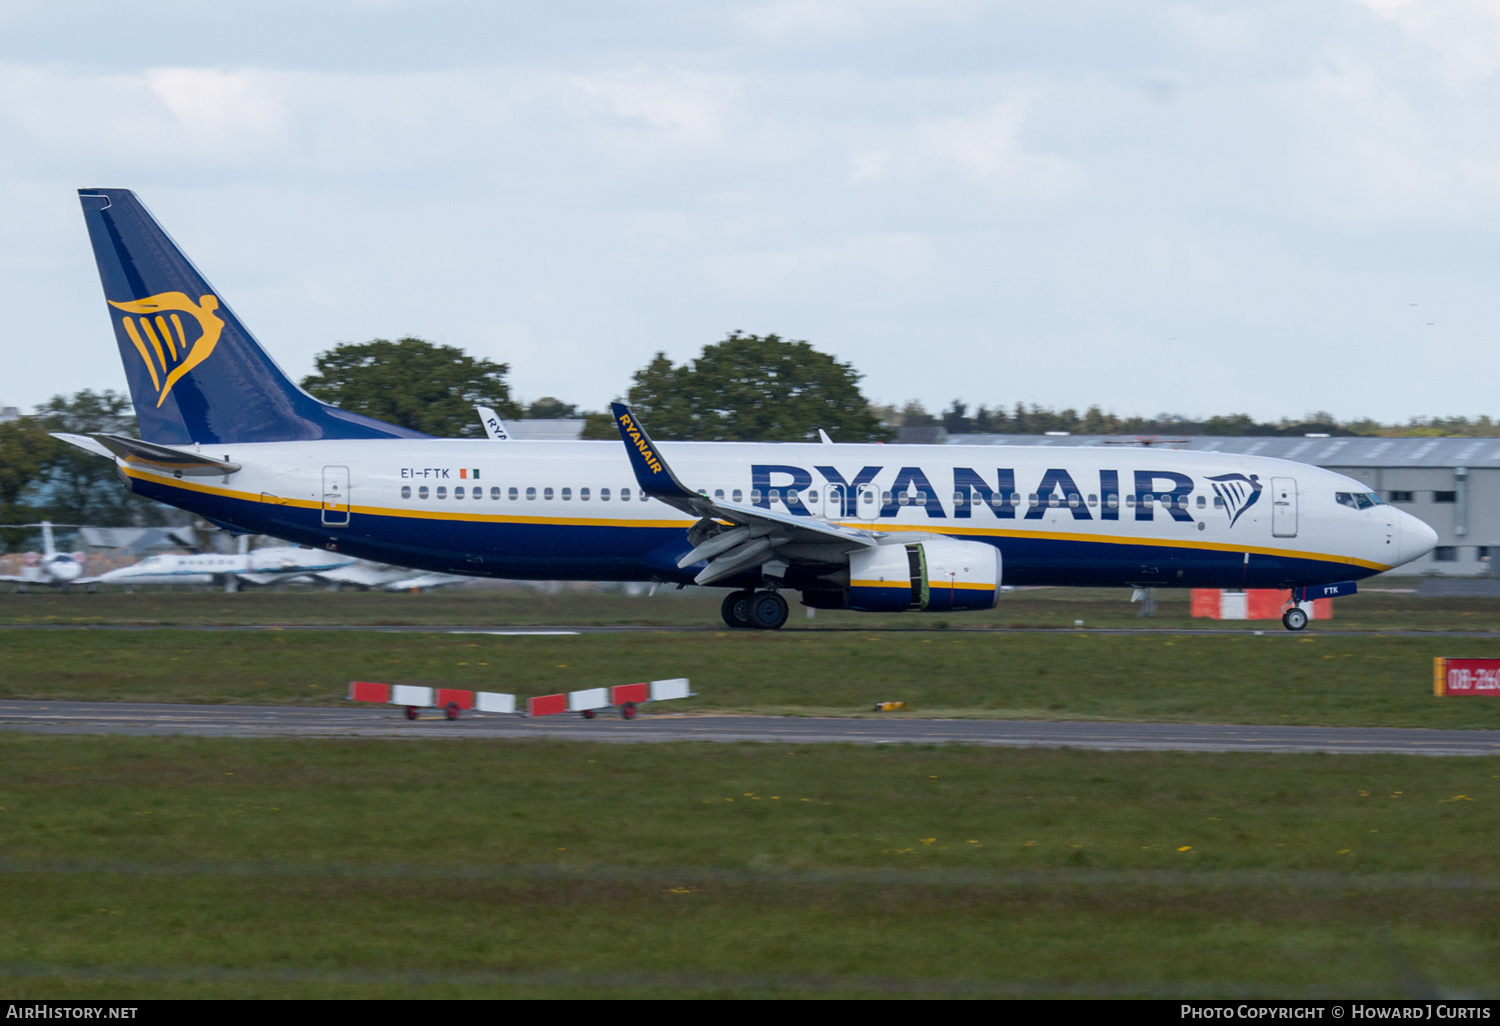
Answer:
[4,628,1500,728]
[1,736,1496,997]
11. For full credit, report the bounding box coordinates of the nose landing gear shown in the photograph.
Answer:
[1281,607,1308,631]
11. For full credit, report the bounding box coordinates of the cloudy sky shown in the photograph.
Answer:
[3,0,1498,423]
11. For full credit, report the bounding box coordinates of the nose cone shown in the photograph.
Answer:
[1395,512,1438,568]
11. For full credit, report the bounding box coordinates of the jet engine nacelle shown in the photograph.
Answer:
[847,538,1001,613]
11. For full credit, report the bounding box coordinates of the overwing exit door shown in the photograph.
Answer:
[322,466,350,527]
[1271,477,1297,538]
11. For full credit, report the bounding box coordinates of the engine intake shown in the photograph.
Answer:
[847,538,1001,613]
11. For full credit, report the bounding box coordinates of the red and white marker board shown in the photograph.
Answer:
[1433,658,1500,696]
[1190,589,1333,621]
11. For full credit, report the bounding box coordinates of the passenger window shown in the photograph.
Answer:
[1196,495,1206,508]
[455,486,465,499]
[990,495,1003,508]
[1125,495,1135,507]
[953,491,965,504]
[526,487,536,500]
[1214,496,1224,508]
[544,487,554,501]
[749,489,761,503]
[732,489,743,502]
[601,488,611,501]
[621,488,631,501]
[882,491,892,505]
[474,487,482,500]
[1142,495,1154,508]
[491,486,500,499]
[419,486,429,499]
[508,487,518,500]
[898,493,910,505]
[401,485,411,499]
[1087,494,1097,506]
[436,486,447,499]
[916,494,927,506]
[770,488,781,503]
[580,488,590,501]
[1067,493,1080,507]
[561,488,571,501]
[807,490,819,502]
[714,489,724,500]
[1106,495,1118,508]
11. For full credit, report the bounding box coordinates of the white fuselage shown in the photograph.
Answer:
[112,438,1437,591]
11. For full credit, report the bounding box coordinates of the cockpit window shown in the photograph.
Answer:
[1335,491,1382,510]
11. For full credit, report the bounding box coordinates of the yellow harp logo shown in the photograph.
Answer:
[108,292,225,407]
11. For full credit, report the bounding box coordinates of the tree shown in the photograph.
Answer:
[300,338,519,438]
[31,389,169,527]
[523,397,579,419]
[626,333,890,442]
[0,418,57,526]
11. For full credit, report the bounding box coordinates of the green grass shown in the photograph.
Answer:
[4,580,1499,631]
[1,736,1497,997]
[4,628,1500,728]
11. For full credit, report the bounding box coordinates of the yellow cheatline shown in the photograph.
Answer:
[119,466,1388,571]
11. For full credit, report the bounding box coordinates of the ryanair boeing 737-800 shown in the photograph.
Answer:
[53,189,1437,630]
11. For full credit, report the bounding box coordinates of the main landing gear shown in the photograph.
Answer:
[1281,606,1309,632]
[721,589,790,631]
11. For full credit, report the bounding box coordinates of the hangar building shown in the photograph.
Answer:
[946,434,1500,577]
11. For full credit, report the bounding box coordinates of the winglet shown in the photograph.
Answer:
[610,403,698,505]
[476,406,509,440]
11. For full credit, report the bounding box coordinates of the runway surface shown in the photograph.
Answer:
[2,623,1500,638]
[3,700,1498,755]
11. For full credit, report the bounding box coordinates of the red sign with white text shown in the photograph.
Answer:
[1436,658,1500,696]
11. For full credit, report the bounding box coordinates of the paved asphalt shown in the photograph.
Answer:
[3,700,1498,755]
[2,623,1499,638]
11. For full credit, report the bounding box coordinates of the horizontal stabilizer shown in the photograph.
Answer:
[49,433,115,459]
[86,433,241,476]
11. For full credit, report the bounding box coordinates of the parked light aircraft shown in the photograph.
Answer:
[97,544,358,588]
[55,189,1438,630]
[0,523,99,591]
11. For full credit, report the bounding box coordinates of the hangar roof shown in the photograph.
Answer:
[946,435,1500,468]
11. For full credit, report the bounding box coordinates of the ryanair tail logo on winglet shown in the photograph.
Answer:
[616,410,664,475]
[108,292,225,407]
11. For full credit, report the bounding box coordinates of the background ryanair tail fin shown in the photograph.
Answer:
[78,189,426,445]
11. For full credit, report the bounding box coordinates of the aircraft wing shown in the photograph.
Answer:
[609,403,880,586]
[315,563,406,587]
[380,573,469,591]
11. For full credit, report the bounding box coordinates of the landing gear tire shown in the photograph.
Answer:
[721,590,754,629]
[1282,607,1309,632]
[749,590,790,630]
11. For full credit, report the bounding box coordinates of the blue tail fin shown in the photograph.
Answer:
[78,189,426,444]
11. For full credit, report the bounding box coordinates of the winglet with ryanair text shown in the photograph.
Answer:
[610,403,699,509]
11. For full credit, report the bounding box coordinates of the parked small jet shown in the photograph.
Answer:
[0,523,100,591]
[55,188,1440,630]
[97,544,358,588]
